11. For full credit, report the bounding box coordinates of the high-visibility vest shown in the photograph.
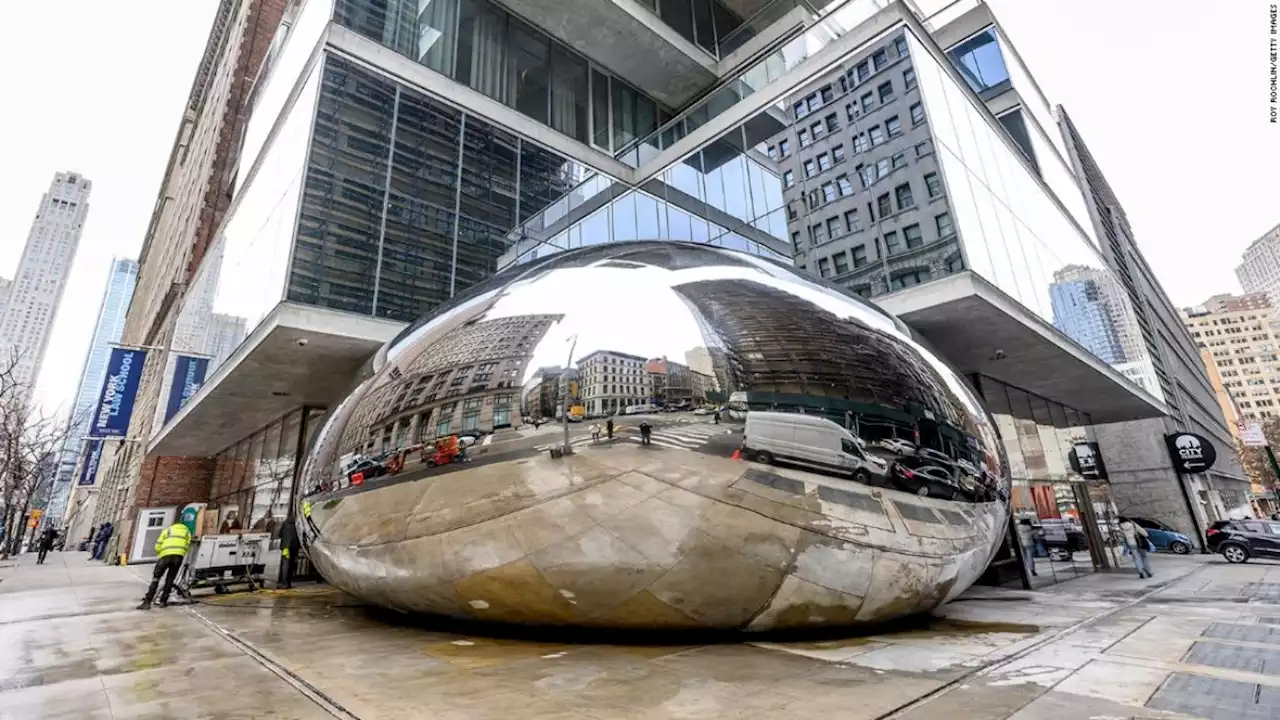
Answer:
[155,523,192,558]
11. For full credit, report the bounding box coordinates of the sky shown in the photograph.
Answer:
[0,0,1277,415]
[0,1,219,416]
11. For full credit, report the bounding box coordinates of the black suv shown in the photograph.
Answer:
[1207,519,1280,563]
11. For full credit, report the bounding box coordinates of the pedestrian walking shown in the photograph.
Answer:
[591,423,601,442]
[137,519,193,609]
[1119,518,1154,578]
[278,516,301,589]
[36,526,58,565]
[640,420,652,446]
[606,417,614,439]
[1015,518,1037,577]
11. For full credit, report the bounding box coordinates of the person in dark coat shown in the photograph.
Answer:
[36,527,58,564]
[91,523,113,561]
[606,417,614,439]
[278,517,302,589]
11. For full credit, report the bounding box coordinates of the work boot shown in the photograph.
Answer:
[136,601,151,611]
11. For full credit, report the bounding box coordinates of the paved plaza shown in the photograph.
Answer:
[4,549,1280,718]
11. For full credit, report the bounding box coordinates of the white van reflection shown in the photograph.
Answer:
[741,412,888,483]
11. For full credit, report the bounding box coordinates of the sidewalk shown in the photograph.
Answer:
[2,548,1278,718]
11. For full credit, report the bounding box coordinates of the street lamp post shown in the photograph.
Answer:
[562,335,578,456]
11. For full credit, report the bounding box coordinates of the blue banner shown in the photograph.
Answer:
[78,439,104,486]
[164,355,209,422]
[91,348,147,438]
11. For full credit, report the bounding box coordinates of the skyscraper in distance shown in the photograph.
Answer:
[0,171,92,395]
[46,257,138,527]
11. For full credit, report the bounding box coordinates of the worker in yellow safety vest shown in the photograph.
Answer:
[137,521,193,610]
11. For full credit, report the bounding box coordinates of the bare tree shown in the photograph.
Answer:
[0,349,80,558]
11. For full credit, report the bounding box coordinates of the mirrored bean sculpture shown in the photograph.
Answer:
[297,241,1010,630]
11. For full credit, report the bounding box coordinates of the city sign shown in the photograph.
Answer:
[163,354,209,422]
[1068,442,1107,481]
[1237,420,1267,447]
[91,347,148,437]
[1165,432,1218,475]
[78,439,104,486]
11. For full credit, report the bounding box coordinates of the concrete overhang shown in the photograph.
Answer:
[490,0,719,107]
[147,303,404,457]
[875,272,1171,424]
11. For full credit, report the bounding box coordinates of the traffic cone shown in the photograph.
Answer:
[731,448,742,461]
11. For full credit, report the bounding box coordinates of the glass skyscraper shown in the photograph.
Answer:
[46,257,138,525]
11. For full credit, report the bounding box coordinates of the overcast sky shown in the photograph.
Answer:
[0,0,1276,415]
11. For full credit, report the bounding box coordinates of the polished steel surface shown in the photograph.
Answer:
[297,241,1010,630]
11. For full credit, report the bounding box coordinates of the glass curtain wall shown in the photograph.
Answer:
[333,0,668,153]
[500,117,792,268]
[975,375,1126,588]
[208,409,307,537]
[905,30,1163,402]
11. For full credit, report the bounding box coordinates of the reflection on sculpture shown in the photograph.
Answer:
[297,242,1010,630]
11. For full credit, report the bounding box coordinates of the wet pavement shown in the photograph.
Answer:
[5,548,1280,718]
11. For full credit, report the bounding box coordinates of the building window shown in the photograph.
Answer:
[826,216,843,239]
[767,144,777,160]
[833,251,850,274]
[925,172,942,198]
[791,231,802,250]
[783,170,794,187]
[936,212,955,237]
[822,182,837,203]
[903,67,917,90]
[846,102,857,122]
[883,230,900,255]
[787,203,798,220]
[820,85,835,103]
[891,152,906,169]
[817,154,832,172]
[947,27,1010,94]
[838,74,849,93]
[845,209,860,233]
[853,133,868,153]
[860,92,874,113]
[795,100,809,119]
[891,269,927,290]
[877,81,894,104]
[825,113,840,133]
[876,158,890,178]
[818,257,831,277]
[799,128,811,147]
[895,36,909,57]
[811,222,826,243]
[872,49,887,71]
[804,159,817,178]
[868,126,884,145]
[886,115,902,137]
[877,193,892,218]
[811,120,826,139]
[832,144,845,163]
[910,102,925,125]
[858,165,874,187]
[904,223,923,249]
[915,139,933,156]
[852,243,868,267]
[856,61,870,82]
[895,183,914,210]
[837,175,853,196]
[807,189,821,209]
[778,138,790,157]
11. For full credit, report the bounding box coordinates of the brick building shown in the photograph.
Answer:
[93,0,288,558]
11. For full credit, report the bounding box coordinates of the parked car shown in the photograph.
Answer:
[742,412,887,482]
[1207,518,1280,563]
[1120,517,1193,554]
[1038,518,1089,558]
[889,456,965,500]
[877,438,917,456]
